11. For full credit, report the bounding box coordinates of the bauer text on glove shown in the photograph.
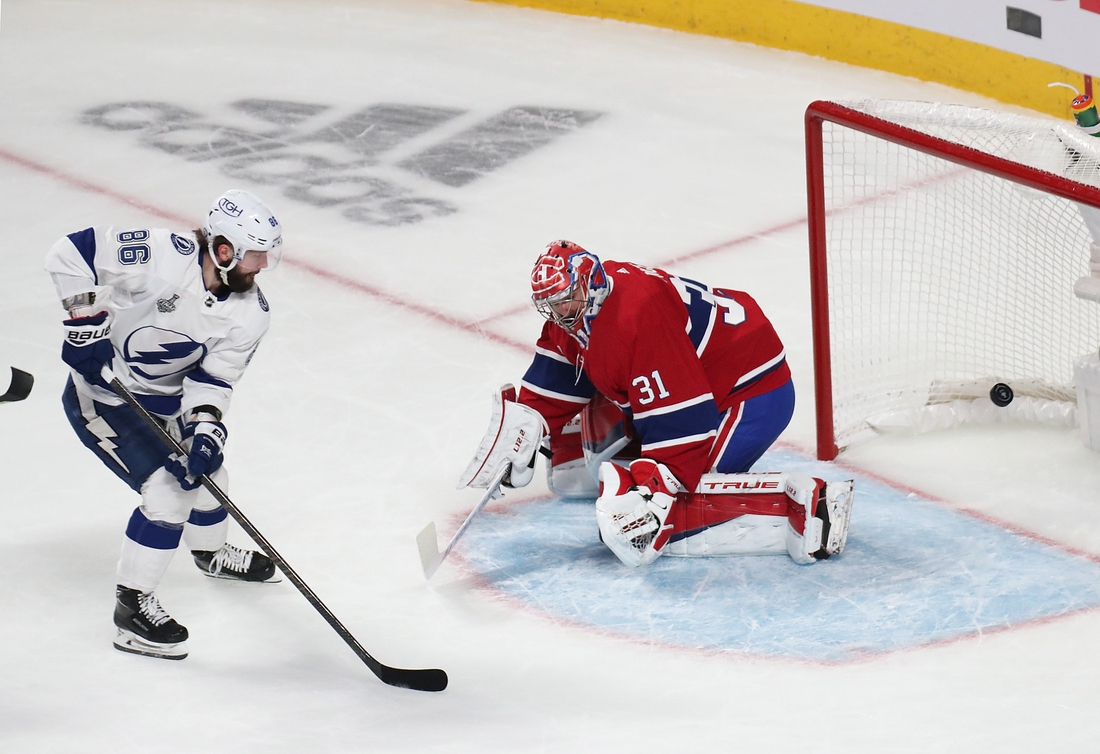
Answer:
[165,415,227,491]
[62,311,114,388]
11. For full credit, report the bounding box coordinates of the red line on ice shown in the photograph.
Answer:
[0,148,529,351]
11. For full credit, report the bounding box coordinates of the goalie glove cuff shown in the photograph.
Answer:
[627,459,682,499]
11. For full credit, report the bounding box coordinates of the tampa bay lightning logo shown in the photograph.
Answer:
[171,233,196,255]
[122,326,207,380]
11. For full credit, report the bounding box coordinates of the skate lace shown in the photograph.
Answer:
[210,543,252,576]
[137,592,173,627]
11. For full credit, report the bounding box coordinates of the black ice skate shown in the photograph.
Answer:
[113,586,188,660]
[192,543,279,583]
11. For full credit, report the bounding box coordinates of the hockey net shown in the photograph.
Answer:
[807,100,1100,460]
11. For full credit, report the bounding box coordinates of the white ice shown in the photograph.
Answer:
[3,0,1100,751]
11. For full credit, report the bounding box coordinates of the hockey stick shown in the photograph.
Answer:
[101,366,447,692]
[0,367,33,404]
[417,463,509,580]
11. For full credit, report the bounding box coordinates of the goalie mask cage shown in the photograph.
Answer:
[806,100,1100,461]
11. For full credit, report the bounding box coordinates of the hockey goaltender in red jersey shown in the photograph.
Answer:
[460,240,854,567]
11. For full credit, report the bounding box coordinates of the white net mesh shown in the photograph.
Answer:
[820,100,1100,450]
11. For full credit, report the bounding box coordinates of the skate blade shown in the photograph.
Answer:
[201,570,282,583]
[114,630,188,660]
[825,481,855,555]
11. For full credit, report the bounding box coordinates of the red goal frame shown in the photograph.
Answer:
[805,100,1100,461]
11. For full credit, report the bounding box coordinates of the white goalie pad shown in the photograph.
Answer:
[458,384,548,489]
[784,473,825,565]
[784,473,855,564]
[659,471,855,564]
[547,456,600,499]
[667,472,793,559]
[820,479,855,557]
[662,514,789,557]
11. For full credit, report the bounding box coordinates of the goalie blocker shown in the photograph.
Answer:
[460,385,854,568]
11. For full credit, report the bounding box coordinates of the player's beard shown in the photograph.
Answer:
[224,265,259,293]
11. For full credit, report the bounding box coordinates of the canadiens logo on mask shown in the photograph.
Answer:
[532,255,568,294]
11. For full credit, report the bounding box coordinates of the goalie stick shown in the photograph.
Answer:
[100,366,447,693]
[417,463,510,580]
[0,367,33,404]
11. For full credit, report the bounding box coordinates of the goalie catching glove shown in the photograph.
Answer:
[595,459,682,567]
[458,384,548,490]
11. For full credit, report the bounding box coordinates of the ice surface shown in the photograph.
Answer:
[3,0,1100,751]
[461,447,1100,661]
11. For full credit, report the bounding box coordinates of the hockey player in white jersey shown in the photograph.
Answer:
[46,189,282,660]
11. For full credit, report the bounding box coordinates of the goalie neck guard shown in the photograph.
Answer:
[531,240,609,348]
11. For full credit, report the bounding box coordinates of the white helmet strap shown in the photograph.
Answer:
[209,235,241,284]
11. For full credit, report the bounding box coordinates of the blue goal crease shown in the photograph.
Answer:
[454,448,1100,662]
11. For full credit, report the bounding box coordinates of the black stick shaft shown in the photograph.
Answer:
[105,372,447,692]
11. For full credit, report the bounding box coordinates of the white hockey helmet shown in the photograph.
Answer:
[203,189,283,274]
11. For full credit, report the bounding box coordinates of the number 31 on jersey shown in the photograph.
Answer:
[633,370,671,405]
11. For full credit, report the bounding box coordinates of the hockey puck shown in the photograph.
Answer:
[990,382,1014,407]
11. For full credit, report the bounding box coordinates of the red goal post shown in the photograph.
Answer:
[806,100,1100,461]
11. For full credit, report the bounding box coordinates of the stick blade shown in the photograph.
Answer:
[377,664,449,692]
[0,367,33,404]
[416,521,443,579]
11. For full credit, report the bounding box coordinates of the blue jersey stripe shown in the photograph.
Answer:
[67,228,98,285]
[134,393,182,418]
[125,508,184,550]
[632,398,721,447]
[678,277,716,352]
[185,367,233,391]
[188,507,228,527]
[522,352,595,402]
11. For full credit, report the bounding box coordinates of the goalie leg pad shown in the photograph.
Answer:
[547,456,600,499]
[820,479,855,557]
[784,473,824,564]
[782,474,855,563]
[663,514,788,557]
[547,414,599,498]
[646,471,855,561]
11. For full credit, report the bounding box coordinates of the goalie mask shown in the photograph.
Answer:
[531,240,609,347]
[204,189,283,281]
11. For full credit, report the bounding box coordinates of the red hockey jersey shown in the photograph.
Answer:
[518,261,789,492]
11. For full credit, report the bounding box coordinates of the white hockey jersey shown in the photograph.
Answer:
[45,226,270,420]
